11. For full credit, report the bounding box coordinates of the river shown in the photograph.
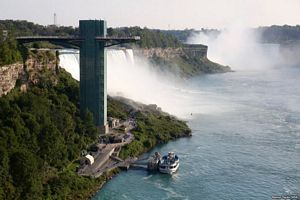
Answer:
[93,68,300,200]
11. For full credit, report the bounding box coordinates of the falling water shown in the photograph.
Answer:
[59,48,203,118]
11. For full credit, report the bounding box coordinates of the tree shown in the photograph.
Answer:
[9,150,43,199]
[0,147,9,186]
[82,110,98,139]
[0,32,22,66]
[38,124,67,168]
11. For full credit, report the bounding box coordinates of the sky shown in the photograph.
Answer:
[0,0,299,29]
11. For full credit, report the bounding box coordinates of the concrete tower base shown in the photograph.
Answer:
[99,123,109,135]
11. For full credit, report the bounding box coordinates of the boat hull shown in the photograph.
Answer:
[159,163,179,174]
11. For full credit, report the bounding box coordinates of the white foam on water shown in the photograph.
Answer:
[142,174,153,180]
[154,182,188,200]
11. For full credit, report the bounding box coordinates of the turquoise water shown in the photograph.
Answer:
[93,69,300,200]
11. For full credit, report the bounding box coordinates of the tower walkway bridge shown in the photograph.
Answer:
[16,36,140,48]
[16,20,140,131]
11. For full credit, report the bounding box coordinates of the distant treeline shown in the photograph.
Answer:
[162,28,220,43]
[0,20,78,36]
[1,20,299,46]
[257,25,300,44]
[163,26,300,44]
[0,30,22,66]
[0,20,182,49]
[1,20,299,67]
[107,27,182,48]
[0,20,184,66]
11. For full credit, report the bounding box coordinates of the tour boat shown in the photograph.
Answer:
[158,152,179,174]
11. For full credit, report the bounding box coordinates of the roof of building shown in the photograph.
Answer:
[85,154,94,165]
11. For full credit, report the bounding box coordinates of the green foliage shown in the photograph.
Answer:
[180,56,231,74]
[0,146,9,185]
[0,20,78,37]
[9,150,43,200]
[107,97,191,159]
[0,67,191,198]
[0,20,183,49]
[161,29,220,42]
[162,29,196,42]
[107,96,129,120]
[151,55,231,77]
[0,69,99,199]
[0,25,193,197]
[82,110,98,139]
[108,27,182,48]
[258,25,300,44]
[163,26,300,45]
[119,110,191,159]
[30,41,60,49]
[38,124,67,168]
[0,32,22,66]
[46,168,119,200]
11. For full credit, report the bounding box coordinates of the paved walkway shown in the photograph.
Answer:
[78,133,135,177]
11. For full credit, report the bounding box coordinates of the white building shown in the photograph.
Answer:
[81,154,94,165]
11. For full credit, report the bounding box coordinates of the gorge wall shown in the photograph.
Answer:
[134,44,230,76]
[134,44,208,60]
[0,51,58,97]
[0,63,23,96]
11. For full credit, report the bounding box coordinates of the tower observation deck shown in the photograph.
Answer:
[17,20,140,133]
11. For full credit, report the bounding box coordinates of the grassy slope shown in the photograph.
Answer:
[107,97,191,159]
[151,55,231,77]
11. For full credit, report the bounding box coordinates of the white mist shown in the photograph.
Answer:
[59,49,228,118]
[187,25,282,71]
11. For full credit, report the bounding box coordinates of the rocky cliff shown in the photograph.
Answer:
[134,44,207,59]
[0,63,24,96]
[0,50,58,97]
[134,44,231,77]
[135,47,184,59]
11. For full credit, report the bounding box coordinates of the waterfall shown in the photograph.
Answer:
[59,49,80,80]
[59,48,142,100]
[58,48,135,82]
[59,48,193,117]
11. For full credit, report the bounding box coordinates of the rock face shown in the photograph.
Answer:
[183,44,208,58]
[134,44,208,60]
[0,51,58,97]
[135,47,184,59]
[0,63,24,96]
[24,54,58,84]
[134,44,231,76]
